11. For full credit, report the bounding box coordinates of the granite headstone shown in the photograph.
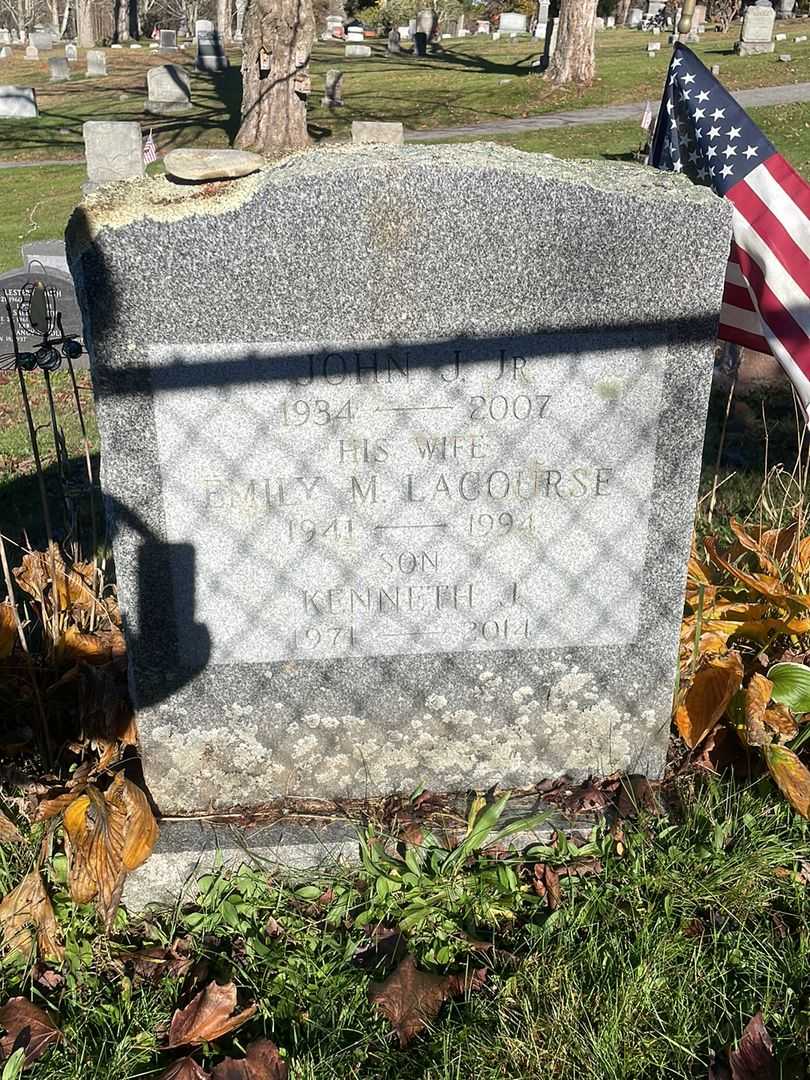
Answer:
[159,28,178,49]
[196,28,228,71]
[146,63,192,114]
[82,119,144,192]
[0,84,37,116]
[86,49,107,75]
[735,3,776,53]
[67,140,731,902]
[48,56,69,80]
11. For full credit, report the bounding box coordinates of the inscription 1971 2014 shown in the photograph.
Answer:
[150,340,666,666]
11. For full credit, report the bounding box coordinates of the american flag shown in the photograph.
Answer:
[650,44,810,415]
[143,128,158,165]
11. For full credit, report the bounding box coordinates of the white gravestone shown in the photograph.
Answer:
[0,84,37,116]
[735,4,776,54]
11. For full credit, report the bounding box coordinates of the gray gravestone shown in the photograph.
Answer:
[0,29,11,44]
[0,250,85,366]
[500,11,528,32]
[65,42,77,60]
[627,7,643,26]
[345,43,371,56]
[0,46,9,58]
[86,49,106,75]
[24,45,38,59]
[28,30,52,50]
[735,4,776,53]
[322,68,344,106]
[82,120,144,192]
[352,119,403,143]
[159,28,178,49]
[146,63,192,114]
[66,144,731,898]
[196,28,228,71]
[387,28,401,52]
[0,85,37,116]
[48,56,69,80]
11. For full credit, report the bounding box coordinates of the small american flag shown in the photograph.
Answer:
[143,128,158,165]
[650,44,810,415]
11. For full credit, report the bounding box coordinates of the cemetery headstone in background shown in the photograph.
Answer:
[159,29,178,50]
[28,30,52,50]
[196,29,228,71]
[0,46,10,58]
[322,68,344,107]
[0,242,85,366]
[146,64,192,114]
[24,45,38,59]
[735,3,776,54]
[345,43,371,57]
[500,11,528,32]
[627,8,643,27]
[67,144,731,898]
[82,120,144,193]
[387,28,401,52]
[48,56,69,80]
[65,43,77,60]
[351,120,403,143]
[86,49,106,75]
[0,84,37,116]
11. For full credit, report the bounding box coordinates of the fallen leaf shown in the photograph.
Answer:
[616,774,664,817]
[0,997,61,1065]
[210,1040,288,1079]
[77,662,136,743]
[743,673,773,748]
[124,941,195,985]
[728,1012,777,1080]
[13,546,99,620]
[368,954,485,1047]
[63,775,158,927]
[0,809,22,844]
[0,872,62,961]
[353,924,407,970]
[729,518,781,576]
[763,704,798,740]
[32,792,77,822]
[60,624,126,665]
[158,1059,211,1080]
[694,727,752,778]
[168,982,257,1048]
[763,743,810,818]
[32,965,64,994]
[676,653,744,748]
[0,601,17,659]
[704,537,810,611]
[543,865,561,911]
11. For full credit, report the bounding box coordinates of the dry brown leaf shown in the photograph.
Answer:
[124,937,195,985]
[78,662,137,744]
[168,982,257,1048]
[675,652,744,749]
[0,997,61,1065]
[728,1012,777,1080]
[704,537,810,610]
[0,871,62,961]
[796,535,810,577]
[210,1040,288,1079]
[368,954,486,1047]
[763,744,810,818]
[32,792,79,822]
[763,703,799,740]
[0,601,17,659]
[158,1058,211,1080]
[13,545,99,619]
[63,775,158,926]
[60,624,126,665]
[0,808,22,844]
[729,518,781,576]
[744,673,773,748]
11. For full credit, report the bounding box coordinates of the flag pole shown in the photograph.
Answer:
[677,0,696,42]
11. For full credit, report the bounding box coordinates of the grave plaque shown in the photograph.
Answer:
[67,144,731,852]
[735,4,776,53]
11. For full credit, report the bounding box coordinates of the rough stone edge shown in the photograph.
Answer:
[123,798,588,912]
[65,142,725,252]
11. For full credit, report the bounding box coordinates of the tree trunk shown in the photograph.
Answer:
[547,0,597,85]
[216,0,231,40]
[236,0,315,157]
[614,0,631,26]
[76,0,94,44]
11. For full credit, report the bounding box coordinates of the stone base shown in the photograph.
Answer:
[145,98,193,115]
[735,40,775,54]
[122,796,580,911]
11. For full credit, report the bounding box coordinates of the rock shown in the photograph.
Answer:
[163,147,264,181]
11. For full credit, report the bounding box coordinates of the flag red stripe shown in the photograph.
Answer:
[764,154,810,221]
[722,281,757,311]
[734,243,810,371]
[718,323,771,353]
[729,178,810,298]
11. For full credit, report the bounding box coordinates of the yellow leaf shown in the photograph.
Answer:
[0,872,63,961]
[704,538,810,611]
[729,518,781,576]
[0,601,17,659]
[675,652,744,749]
[105,773,159,872]
[743,673,773,747]
[764,704,799,740]
[764,743,810,818]
[59,624,126,665]
[796,535,810,576]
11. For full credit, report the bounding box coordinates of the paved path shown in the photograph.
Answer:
[406,80,810,142]
[2,82,810,165]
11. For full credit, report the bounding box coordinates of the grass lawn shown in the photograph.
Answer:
[0,778,808,1079]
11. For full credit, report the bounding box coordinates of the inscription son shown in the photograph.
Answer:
[152,339,663,665]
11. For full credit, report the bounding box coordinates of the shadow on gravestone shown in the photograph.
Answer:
[65,146,733,843]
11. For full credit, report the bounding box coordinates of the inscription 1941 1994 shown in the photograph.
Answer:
[67,145,731,850]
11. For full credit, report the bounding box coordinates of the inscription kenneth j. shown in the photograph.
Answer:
[150,340,665,665]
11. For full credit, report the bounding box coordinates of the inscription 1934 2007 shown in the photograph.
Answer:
[150,340,666,665]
